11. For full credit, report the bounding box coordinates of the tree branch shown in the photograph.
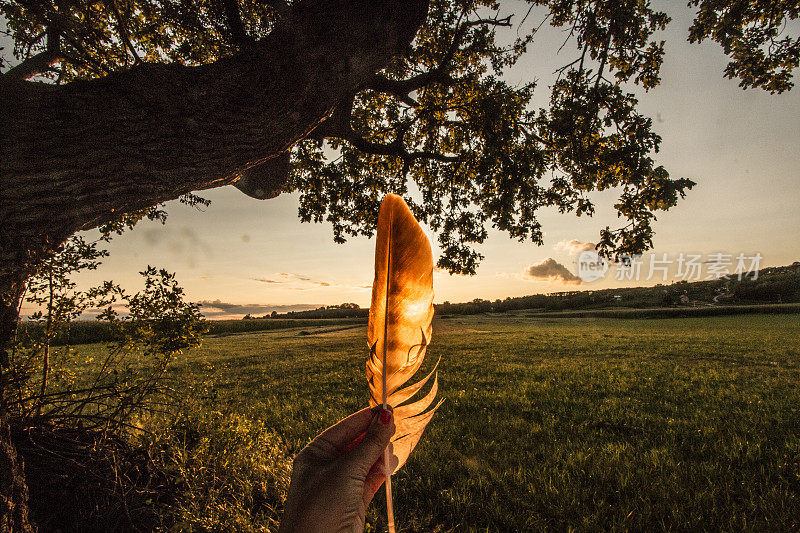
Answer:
[311,92,459,164]
[216,0,253,48]
[1,0,432,294]
[314,13,515,164]
[363,14,511,103]
[265,0,290,19]
[104,0,142,64]
[366,70,451,102]
[2,27,61,82]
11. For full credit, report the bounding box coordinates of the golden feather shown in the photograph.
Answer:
[367,194,441,531]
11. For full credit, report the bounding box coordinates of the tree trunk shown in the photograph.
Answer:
[0,286,34,532]
[0,0,430,528]
[0,409,34,533]
[0,0,429,293]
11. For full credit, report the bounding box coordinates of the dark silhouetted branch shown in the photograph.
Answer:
[3,27,61,81]
[364,14,511,103]
[312,92,459,164]
[216,0,253,47]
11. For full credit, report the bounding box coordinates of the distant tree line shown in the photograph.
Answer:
[435,263,800,315]
[251,263,800,319]
[29,264,798,347]
[249,303,369,320]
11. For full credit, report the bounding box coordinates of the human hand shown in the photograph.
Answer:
[279,406,398,533]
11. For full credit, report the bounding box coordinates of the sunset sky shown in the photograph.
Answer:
[5,3,800,319]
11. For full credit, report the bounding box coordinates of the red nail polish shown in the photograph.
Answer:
[379,409,392,425]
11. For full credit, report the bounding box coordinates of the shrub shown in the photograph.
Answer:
[140,408,292,531]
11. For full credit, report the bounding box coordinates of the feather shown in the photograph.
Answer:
[367,194,441,532]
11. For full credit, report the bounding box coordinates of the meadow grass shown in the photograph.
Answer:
[18,317,367,346]
[77,314,800,531]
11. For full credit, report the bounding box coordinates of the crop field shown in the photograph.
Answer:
[77,314,800,530]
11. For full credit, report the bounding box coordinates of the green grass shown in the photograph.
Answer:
[78,314,800,531]
[520,302,800,319]
[18,317,367,346]
[26,304,799,347]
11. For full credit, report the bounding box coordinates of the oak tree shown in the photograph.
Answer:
[1,1,798,529]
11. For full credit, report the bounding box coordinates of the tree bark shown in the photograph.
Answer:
[0,0,429,294]
[0,284,33,532]
[0,0,429,529]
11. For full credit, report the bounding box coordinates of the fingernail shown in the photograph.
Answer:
[379,408,392,425]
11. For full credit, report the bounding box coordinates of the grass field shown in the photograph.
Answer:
[22,302,800,347]
[79,314,800,531]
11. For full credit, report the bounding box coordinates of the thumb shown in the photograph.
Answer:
[344,406,395,475]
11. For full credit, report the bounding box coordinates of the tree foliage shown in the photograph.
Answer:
[2,0,798,273]
[689,0,800,93]
[9,216,205,431]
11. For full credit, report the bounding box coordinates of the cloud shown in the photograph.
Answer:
[197,300,321,318]
[143,228,163,246]
[141,225,212,268]
[554,239,596,256]
[524,258,582,285]
[270,272,369,290]
[279,272,318,284]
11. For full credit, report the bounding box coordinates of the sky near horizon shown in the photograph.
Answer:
[5,3,800,319]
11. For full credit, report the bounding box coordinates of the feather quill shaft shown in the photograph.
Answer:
[368,194,441,532]
[382,216,395,532]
